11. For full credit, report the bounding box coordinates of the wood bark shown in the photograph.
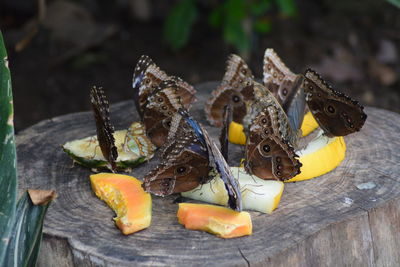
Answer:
[16,82,400,266]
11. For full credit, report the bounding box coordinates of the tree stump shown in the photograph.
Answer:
[17,82,400,266]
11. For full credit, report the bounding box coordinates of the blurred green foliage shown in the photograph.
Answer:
[386,0,400,8]
[164,0,297,55]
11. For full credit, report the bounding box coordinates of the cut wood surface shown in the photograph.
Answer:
[16,82,400,266]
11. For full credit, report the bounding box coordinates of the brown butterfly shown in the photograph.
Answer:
[142,80,183,147]
[90,86,118,171]
[133,55,196,118]
[243,82,301,181]
[205,54,255,127]
[144,109,242,211]
[303,69,367,137]
[263,48,306,132]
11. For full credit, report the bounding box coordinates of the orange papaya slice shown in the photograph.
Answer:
[177,203,252,238]
[90,173,152,235]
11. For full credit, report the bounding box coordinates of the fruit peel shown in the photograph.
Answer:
[177,203,252,238]
[90,173,152,235]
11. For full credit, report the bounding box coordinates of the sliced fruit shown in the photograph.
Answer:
[177,203,252,238]
[63,126,154,171]
[301,111,319,137]
[182,167,284,214]
[90,173,152,235]
[228,121,246,145]
[287,130,346,182]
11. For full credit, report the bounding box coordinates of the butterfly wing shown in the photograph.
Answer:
[133,55,196,117]
[244,105,301,181]
[219,104,231,161]
[178,109,242,211]
[205,54,254,126]
[263,49,297,105]
[282,75,306,133]
[304,69,367,137]
[143,113,211,196]
[90,86,118,171]
[142,80,183,147]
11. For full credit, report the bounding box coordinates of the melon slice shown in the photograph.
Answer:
[63,124,155,171]
[287,130,346,182]
[182,167,284,214]
[90,173,152,235]
[300,111,319,137]
[177,203,252,238]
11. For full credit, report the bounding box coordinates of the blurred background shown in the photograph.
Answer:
[1,0,399,132]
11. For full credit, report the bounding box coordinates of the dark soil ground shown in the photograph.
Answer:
[1,0,400,132]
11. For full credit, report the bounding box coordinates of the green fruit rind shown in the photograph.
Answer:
[62,129,152,171]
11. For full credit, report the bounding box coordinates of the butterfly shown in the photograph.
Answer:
[303,69,367,137]
[141,80,183,147]
[123,122,156,160]
[90,86,118,171]
[144,109,242,211]
[243,81,301,181]
[263,48,306,133]
[205,54,255,127]
[133,55,196,118]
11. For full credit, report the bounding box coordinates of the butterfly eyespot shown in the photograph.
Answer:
[361,114,367,120]
[277,165,282,170]
[241,69,247,75]
[145,78,151,84]
[317,93,322,97]
[264,129,269,135]
[232,95,241,103]
[262,145,270,153]
[276,157,281,163]
[308,86,313,90]
[176,166,187,174]
[282,89,288,96]
[273,73,277,78]
[341,112,348,117]
[346,117,352,124]
[168,111,173,115]
[278,76,283,81]
[327,105,335,113]
[349,123,354,128]
[267,64,272,70]
[162,106,167,110]
[276,171,282,176]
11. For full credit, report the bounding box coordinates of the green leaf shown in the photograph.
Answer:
[0,30,17,262]
[275,0,297,17]
[4,192,53,267]
[386,0,400,8]
[209,5,224,28]
[164,0,198,50]
[223,20,251,56]
[250,0,271,16]
[253,18,272,34]
[224,0,246,21]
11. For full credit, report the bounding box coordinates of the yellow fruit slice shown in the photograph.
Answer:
[90,173,152,235]
[301,111,319,137]
[182,167,284,214]
[228,121,246,145]
[286,131,346,182]
[177,203,252,238]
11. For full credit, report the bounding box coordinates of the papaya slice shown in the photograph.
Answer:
[90,173,152,235]
[177,203,252,238]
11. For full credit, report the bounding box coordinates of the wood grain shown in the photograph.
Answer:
[16,82,400,266]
